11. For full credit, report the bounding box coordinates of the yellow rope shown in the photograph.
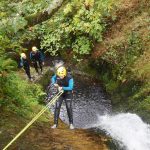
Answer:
[3,90,63,150]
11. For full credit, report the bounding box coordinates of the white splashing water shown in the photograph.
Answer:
[92,113,150,150]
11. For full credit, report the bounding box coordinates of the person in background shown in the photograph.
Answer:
[51,66,75,129]
[30,46,45,75]
[19,53,33,81]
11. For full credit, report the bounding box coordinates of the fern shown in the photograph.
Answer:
[0,56,17,75]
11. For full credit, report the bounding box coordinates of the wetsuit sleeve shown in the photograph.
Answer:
[18,58,23,68]
[51,75,57,84]
[62,78,74,91]
[39,51,45,62]
[30,52,33,61]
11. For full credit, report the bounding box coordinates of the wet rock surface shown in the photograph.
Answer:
[0,116,109,150]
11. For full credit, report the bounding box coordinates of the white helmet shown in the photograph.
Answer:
[21,53,26,58]
[32,46,38,52]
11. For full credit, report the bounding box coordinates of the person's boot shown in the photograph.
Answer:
[30,78,33,81]
[51,124,57,129]
[69,124,74,130]
[36,71,40,76]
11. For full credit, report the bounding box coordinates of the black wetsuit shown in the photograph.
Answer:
[30,51,44,73]
[19,58,31,79]
[51,74,74,125]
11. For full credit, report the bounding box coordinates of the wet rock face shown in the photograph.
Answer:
[51,75,112,128]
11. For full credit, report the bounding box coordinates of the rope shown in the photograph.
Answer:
[3,90,63,150]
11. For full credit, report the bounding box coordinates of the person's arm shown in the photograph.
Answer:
[18,58,23,68]
[62,78,74,91]
[51,74,57,84]
[30,52,33,61]
[39,51,45,62]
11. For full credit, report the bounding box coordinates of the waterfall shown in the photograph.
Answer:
[94,113,150,150]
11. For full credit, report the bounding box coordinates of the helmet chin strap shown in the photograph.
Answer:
[59,75,65,79]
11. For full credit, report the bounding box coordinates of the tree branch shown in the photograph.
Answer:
[25,0,65,27]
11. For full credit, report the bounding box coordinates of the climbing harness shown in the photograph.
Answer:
[3,90,63,150]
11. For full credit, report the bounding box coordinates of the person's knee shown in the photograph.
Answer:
[66,99,72,108]
[34,62,37,67]
[55,102,61,109]
[39,61,42,65]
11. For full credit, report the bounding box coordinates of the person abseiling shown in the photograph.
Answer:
[30,46,44,75]
[51,66,74,129]
[19,53,33,81]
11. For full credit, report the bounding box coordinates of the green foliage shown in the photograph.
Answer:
[72,36,92,55]
[101,32,144,82]
[0,73,44,113]
[36,0,117,57]
[0,0,117,58]
[40,25,65,56]
[0,0,51,18]
[92,28,150,121]
[100,72,119,92]
[131,49,150,82]
[0,57,17,74]
[0,0,60,115]
[132,83,150,100]
[0,0,54,53]
[0,16,27,34]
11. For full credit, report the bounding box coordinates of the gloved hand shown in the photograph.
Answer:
[47,83,54,91]
[58,86,63,92]
[54,84,59,87]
